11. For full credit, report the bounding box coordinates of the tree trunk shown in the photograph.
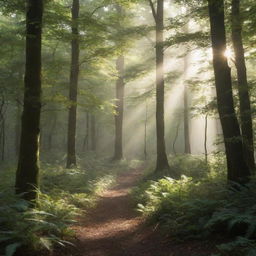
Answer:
[231,0,255,174]
[85,112,89,151]
[207,0,250,184]
[0,112,5,162]
[15,0,43,201]
[91,114,96,151]
[15,72,23,157]
[66,0,79,168]
[155,0,170,171]
[173,119,181,156]
[48,115,57,151]
[15,101,21,157]
[113,55,125,160]
[204,114,208,164]
[144,101,148,160]
[183,54,191,154]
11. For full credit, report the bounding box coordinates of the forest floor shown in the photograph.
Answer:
[54,168,216,256]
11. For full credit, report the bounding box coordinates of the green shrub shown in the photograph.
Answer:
[0,155,132,256]
[0,191,77,256]
[134,154,256,256]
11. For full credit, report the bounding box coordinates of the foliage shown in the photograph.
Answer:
[134,154,256,256]
[0,155,133,256]
[0,191,77,256]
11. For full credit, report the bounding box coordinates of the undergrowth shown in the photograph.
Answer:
[133,154,256,256]
[0,154,137,256]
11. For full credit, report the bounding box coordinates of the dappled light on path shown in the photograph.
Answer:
[58,169,216,256]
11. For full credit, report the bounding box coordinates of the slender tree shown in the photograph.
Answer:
[231,0,255,174]
[66,0,80,168]
[15,0,43,201]
[182,18,191,154]
[144,101,148,160]
[113,4,125,160]
[204,113,208,164]
[207,0,250,183]
[148,0,170,171]
[48,115,57,151]
[15,101,21,156]
[183,54,191,154]
[91,114,96,151]
[113,55,125,160]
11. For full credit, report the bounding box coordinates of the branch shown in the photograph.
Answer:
[148,0,157,22]
[90,5,105,17]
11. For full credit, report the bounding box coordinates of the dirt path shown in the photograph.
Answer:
[59,168,215,256]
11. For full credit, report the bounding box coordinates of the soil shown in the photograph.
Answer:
[54,168,217,256]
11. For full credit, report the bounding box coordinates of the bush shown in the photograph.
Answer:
[134,154,256,256]
[0,155,133,256]
[0,191,77,256]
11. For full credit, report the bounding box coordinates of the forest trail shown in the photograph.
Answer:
[57,168,215,256]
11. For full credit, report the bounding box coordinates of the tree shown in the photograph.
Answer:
[113,5,125,160]
[207,0,250,183]
[231,0,255,174]
[113,55,125,160]
[148,0,170,172]
[66,0,80,168]
[15,0,43,201]
[183,53,191,154]
[91,114,96,151]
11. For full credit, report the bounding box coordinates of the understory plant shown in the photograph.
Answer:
[134,154,256,256]
[0,155,133,256]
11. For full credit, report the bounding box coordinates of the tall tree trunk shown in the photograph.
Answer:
[113,5,125,160]
[113,55,125,160]
[182,21,191,154]
[15,101,21,157]
[183,54,191,154]
[144,101,148,160]
[84,112,89,151]
[91,114,96,151]
[204,114,208,164]
[0,99,5,162]
[173,119,181,156]
[207,0,250,183]
[48,115,57,151]
[155,0,170,171]
[15,72,23,157]
[0,112,5,162]
[66,0,79,168]
[82,112,89,152]
[231,0,255,174]
[15,0,43,201]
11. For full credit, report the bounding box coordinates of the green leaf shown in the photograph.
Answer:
[5,242,22,256]
[39,237,52,251]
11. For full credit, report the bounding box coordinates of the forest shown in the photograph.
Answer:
[1,0,256,255]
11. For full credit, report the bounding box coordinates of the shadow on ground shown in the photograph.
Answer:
[53,169,216,256]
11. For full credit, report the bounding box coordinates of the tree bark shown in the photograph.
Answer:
[48,115,57,151]
[15,0,43,201]
[155,0,170,171]
[15,101,21,157]
[231,0,255,174]
[144,101,148,160]
[0,112,5,162]
[91,114,96,151]
[66,0,79,168]
[173,119,181,156]
[15,72,23,157]
[204,114,208,164]
[183,54,191,154]
[207,0,250,184]
[113,56,125,160]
